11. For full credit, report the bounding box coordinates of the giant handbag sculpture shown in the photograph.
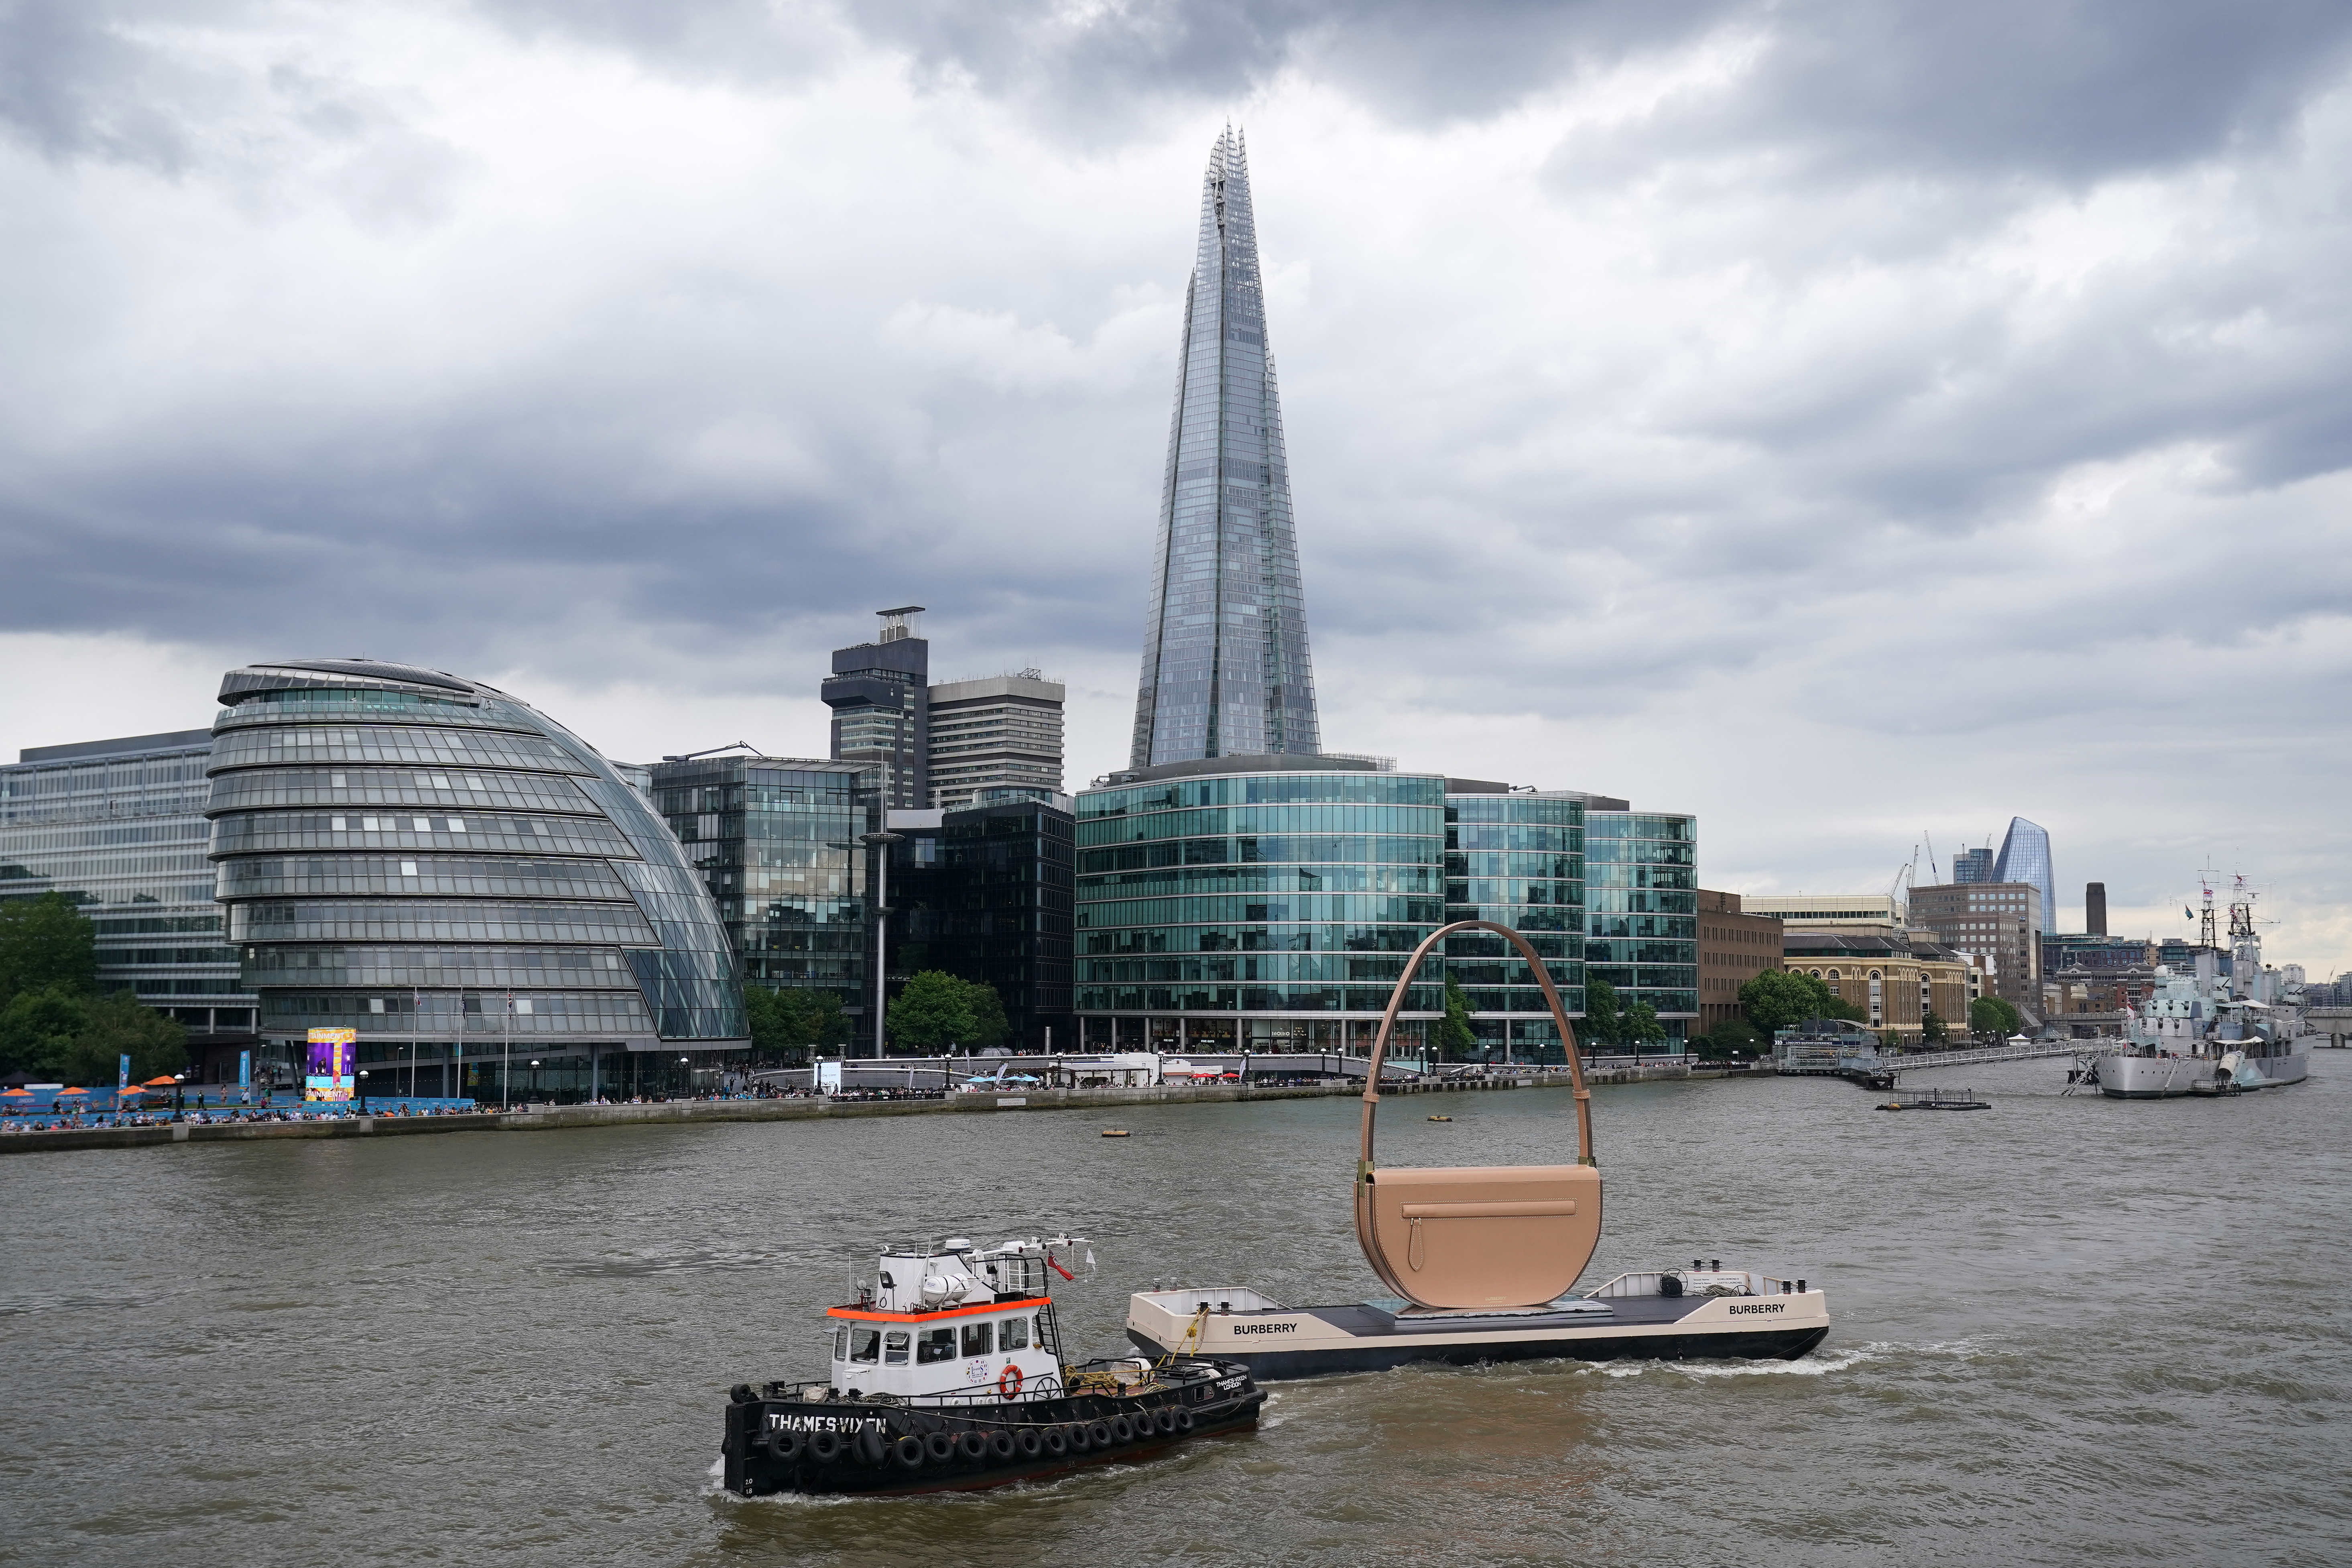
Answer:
[1354,920,1601,1310]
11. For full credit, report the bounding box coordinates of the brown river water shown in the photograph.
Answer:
[3,1060,2346,1566]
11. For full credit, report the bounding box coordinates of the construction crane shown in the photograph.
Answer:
[1923,831,1941,885]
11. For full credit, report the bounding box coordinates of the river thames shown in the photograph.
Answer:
[4,1060,2346,1566]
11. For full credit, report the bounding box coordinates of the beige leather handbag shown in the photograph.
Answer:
[1354,920,1600,1310]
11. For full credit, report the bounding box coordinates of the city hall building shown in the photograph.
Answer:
[205,658,746,1101]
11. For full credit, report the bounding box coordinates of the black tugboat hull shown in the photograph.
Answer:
[722,1362,1264,1498]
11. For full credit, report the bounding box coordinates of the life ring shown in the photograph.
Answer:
[763,1430,803,1462]
[924,1431,956,1463]
[1014,1428,1043,1459]
[998,1366,1025,1398]
[1151,1407,1177,1436]
[892,1435,926,1469]
[955,1430,990,1462]
[808,1431,843,1464]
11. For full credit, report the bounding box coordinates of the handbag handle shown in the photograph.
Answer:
[1358,919,1596,1180]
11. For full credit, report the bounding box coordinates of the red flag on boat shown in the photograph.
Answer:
[1047,1253,1075,1281]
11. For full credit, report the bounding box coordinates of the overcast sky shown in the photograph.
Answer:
[4,0,2349,974]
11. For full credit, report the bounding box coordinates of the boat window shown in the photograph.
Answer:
[917,1328,956,1365]
[884,1331,910,1366]
[833,1326,847,1362]
[1000,1317,1030,1351]
[961,1320,993,1356]
[849,1327,882,1364]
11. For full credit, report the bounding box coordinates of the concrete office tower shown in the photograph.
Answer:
[2086,881,2108,936]
[0,730,258,1075]
[927,671,1065,811]
[1130,128,1321,769]
[1953,846,1994,884]
[1991,817,2057,933]
[824,607,929,810]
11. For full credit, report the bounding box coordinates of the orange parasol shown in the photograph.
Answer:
[0,1088,30,1098]
[142,1075,180,1087]
[56,1087,89,1096]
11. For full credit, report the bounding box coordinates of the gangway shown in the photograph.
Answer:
[1883,1040,2114,1073]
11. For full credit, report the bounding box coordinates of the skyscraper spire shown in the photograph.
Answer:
[1130,127,1321,768]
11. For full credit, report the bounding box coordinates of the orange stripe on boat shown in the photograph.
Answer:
[826,1297,1051,1324]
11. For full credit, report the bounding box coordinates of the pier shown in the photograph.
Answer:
[1780,1038,2110,1090]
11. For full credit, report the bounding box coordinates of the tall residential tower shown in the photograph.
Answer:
[1130,128,1320,769]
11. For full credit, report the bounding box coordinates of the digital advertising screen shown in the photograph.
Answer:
[305,1028,357,1102]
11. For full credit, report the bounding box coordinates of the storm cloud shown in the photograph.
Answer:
[3,0,2349,969]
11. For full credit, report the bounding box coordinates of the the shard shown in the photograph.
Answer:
[1130,128,1321,769]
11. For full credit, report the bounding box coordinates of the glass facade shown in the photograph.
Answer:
[1130,128,1320,768]
[1444,791,1585,1061]
[890,800,1075,1050]
[207,660,747,1101]
[0,730,258,1065]
[1583,809,1698,1041]
[1990,817,2057,931]
[824,609,929,810]
[649,757,868,1003]
[1075,767,1443,1050]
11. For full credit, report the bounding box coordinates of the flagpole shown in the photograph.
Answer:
[503,989,513,1110]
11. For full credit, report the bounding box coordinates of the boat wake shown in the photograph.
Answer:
[1592,1343,1873,1379]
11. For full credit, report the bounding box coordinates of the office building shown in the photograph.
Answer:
[1582,803,1698,1040]
[206,658,746,1101]
[1780,930,1979,1043]
[1990,817,2057,930]
[1906,881,2045,1013]
[926,672,1065,811]
[1442,782,1585,1057]
[886,798,1075,1050]
[824,607,929,810]
[1952,846,1994,884]
[1130,128,1321,768]
[648,754,868,1007]
[2043,933,2153,974]
[1741,894,1902,931]
[1,729,258,1077]
[1695,890,1783,1034]
[1074,756,1443,1053]
[2085,880,2107,936]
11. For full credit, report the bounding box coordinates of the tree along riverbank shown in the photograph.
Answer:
[0,1060,1706,1154]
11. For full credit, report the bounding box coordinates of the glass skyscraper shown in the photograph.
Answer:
[1075,760,1443,1051]
[1130,128,1320,769]
[1583,807,1698,1041]
[1990,817,2056,930]
[206,659,746,1101]
[1,730,258,1073]
[1444,786,1585,1060]
[648,755,868,1003]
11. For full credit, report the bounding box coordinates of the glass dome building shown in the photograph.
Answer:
[205,659,746,1102]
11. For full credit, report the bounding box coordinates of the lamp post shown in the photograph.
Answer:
[530,1059,541,1102]
[678,1053,691,1100]
[859,830,905,1060]
[173,1072,185,1113]
[357,1069,369,1113]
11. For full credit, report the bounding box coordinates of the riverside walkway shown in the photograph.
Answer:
[0,1059,1693,1155]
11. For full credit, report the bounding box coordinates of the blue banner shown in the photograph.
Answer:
[239,1050,250,1086]
[118,1053,130,1092]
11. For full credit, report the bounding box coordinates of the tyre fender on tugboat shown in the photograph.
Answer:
[1109,1414,1136,1444]
[1014,1428,1043,1459]
[955,1431,989,1462]
[856,1429,886,1466]
[764,1429,803,1463]
[808,1431,843,1464]
[892,1435,926,1469]
[924,1431,956,1463]
[1043,1426,1071,1456]
[1087,1419,1114,1447]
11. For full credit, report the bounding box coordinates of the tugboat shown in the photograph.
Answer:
[721,1235,1265,1497]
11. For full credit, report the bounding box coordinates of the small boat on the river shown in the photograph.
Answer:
[720,1235,1263,1497]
